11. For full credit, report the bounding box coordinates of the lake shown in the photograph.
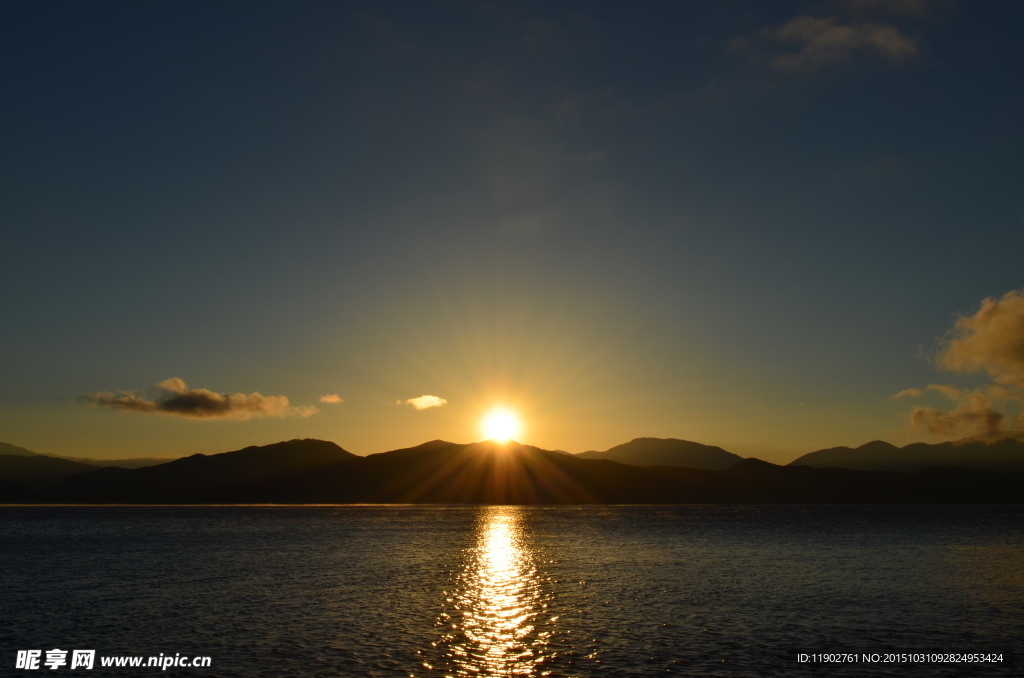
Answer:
[3,505,1022,676]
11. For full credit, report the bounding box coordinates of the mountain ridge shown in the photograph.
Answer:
[8,433,1024,473]
[38,438,356,503]
[788,436,1024,472]
[0,442,40,457]
[575,437,743,470]
[5,437,1018,504]
[0,442,178,469]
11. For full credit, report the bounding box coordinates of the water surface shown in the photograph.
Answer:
[3,505,1021,676]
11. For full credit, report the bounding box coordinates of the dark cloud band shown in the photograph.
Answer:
[80,378,318,420]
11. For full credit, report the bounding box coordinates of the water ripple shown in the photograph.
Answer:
[427,507,554,676]
[2,505,1023,677]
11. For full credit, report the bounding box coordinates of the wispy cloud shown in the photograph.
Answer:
[893,387,925,399]
[80,378,318,420]
[765,16,918,71]
[896,290,1024,440]
[319,393,344,404]
[907,389,1007,440]
[897,385,1007,439]
[401,395,448,410]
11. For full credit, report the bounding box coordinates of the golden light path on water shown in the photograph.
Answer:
[431,507,552,676]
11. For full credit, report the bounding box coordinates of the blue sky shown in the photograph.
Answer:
[2,0,1022,461]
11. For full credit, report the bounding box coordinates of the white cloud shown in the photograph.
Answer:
[403,395,448,410]
[319,393,344,404]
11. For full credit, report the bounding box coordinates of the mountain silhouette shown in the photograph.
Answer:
[42,438,357,503]
[251,440,702,504]
[0,441,175,469]
[0,442,39,457]
[575,437,742,469]
[789,435,1024,472]
[0,454,102,489]
[25,438,1024,504]
[0,479,33,502]
[59,456,174,469]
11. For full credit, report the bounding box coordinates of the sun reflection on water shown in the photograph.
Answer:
[432,507,551,676]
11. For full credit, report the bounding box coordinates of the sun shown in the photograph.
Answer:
[481,409,520,443]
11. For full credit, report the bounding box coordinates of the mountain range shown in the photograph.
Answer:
[787,436,1024,472]
[1,436,1022,504]
[0,441,170,467]
[574,438,743,469]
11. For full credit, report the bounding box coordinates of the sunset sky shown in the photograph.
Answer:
[2,1,1022,463]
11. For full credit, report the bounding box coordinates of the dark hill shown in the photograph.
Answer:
[41,438,357,503]
[250,449,1011,503]
[0,479,34,502]
[0,442,40,457]
[575,437,743,470]
[0,454,102,489]
[33,439,1024,504]
[788,436,1024,472]
[254,440,696,504]
[0,440,179,468]
[57,456,175,469]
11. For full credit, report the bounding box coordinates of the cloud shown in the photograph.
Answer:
[895,384,986,401]
[893,387,924,399]
[319,393,344,404]
[765,16,918,71]
[157,377,188,394]
[907,389,1006,440]
[924,384,965,400]
[402,395,447,410]
[896,290,1024,440]
[80,378,318,420]
[938,290,1024,388]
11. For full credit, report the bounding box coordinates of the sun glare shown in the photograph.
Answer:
[481,409,520,443]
